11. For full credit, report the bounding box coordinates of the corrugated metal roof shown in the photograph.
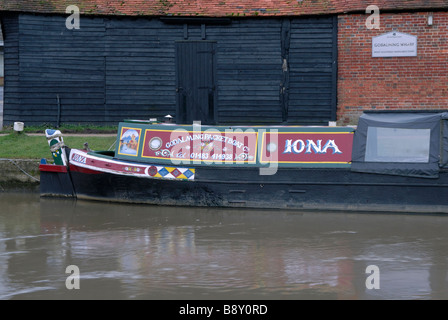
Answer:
[0,0,447,16]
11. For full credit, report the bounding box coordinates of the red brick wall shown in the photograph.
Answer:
[337,11,448,125]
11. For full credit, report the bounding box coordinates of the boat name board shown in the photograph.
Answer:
[141,128,258,164]
[261,132,353,164]
[115,123,354,167]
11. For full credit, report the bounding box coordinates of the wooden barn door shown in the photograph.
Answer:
[175,41,217,125]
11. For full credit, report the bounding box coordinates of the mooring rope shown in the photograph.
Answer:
[108,139,117,151]
[49,141,65,152]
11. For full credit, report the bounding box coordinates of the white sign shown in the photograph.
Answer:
[372,31,417,57]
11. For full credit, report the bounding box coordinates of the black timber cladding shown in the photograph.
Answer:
[2,14,19,121]
[1,13,337,126]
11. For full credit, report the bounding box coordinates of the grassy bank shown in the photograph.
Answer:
[0,123,117,134]
[0,133,116,159]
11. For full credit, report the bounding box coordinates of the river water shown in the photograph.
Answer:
[0,192,447,300]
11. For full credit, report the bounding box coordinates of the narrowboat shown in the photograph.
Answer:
[39,111,448,213]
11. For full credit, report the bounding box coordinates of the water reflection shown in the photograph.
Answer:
[0,192,447,300]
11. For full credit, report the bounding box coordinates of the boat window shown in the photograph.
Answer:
[365,127,431,163]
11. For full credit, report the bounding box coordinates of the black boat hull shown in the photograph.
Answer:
[67,165,448,214]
